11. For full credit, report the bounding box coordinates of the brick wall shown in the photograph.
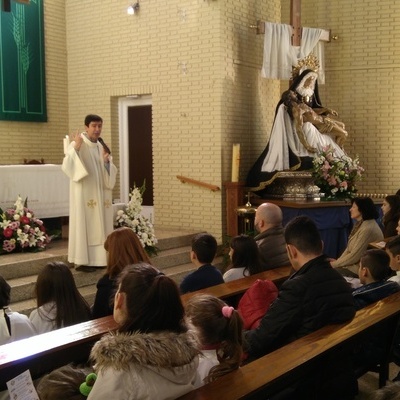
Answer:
[3,1,396,240]
[282,0,400,195]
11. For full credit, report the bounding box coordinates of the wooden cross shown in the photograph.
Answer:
[255,0,330,44]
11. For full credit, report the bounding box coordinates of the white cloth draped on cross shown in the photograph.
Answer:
[261,22,326,84]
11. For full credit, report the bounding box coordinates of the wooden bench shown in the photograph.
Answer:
[181,265,292,304]
[178,291,400,399]
[0,267,291,389]
[0,316,118,389]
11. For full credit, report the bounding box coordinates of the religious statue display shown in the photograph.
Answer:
[246,57,352,197]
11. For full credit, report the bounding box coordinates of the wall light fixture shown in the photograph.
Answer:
[127,2,140,15]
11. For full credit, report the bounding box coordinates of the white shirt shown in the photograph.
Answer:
[0,309,36,345]
[29,302,58,334]
[223,267,249,282]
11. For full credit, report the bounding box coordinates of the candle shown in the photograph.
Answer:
[63,135,70,154]
[231,143,240,182]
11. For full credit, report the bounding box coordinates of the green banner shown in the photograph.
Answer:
[0,0,47,122]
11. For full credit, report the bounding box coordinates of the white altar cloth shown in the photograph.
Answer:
[0,164,69,218]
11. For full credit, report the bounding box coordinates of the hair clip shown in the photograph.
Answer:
[222,306,234,318]
[79,373,97,397]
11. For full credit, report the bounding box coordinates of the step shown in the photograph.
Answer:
[7,267,105,304]
[10,285,99,317]
[0,240,69,280]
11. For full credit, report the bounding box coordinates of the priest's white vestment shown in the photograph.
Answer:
[62,134,117,266]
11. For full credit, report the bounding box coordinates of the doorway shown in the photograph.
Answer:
[118,95,154,221]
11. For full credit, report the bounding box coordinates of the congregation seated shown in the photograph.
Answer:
[386,236,400,284]
[352,249,400,371]
[244,216,357,398]
[179,233,224,294]
[92,227,152,318]
[222,234,262,282]
[185,294,243,388]
[87,263,199,399]
[381,195,400,238]
[332,197,383,279]
[253,203,290,270]
[352,249,400,311]
[0,275,35,345]
[29,262,91,334]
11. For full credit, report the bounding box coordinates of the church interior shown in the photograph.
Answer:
[1,0,400,398]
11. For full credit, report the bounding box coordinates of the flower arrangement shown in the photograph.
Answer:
[0,196,51,254]
[312,146,364,200]
[114,183,158,256]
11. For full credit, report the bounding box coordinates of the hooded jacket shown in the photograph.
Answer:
[88,330,199,400]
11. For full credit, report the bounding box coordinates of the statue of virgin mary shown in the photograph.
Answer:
[246,69,349,195]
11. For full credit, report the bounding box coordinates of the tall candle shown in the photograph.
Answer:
[231,143,240,182]
[63,135,70,154]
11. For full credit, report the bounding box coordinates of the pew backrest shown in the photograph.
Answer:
[178,291,400,399]
[181,265,291,304]
[0,266,292,390]
[0,316,118,389]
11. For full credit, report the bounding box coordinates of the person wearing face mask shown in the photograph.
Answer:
[62,114,118,270]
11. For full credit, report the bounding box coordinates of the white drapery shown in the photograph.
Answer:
[261,22,325,84]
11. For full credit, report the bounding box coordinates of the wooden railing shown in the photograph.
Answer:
[176,175,220,192]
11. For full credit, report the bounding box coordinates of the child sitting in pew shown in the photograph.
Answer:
[386,235,400,284]
[185,294,243,388]
[87,263,199,399]
[352,249,400,310]
[0,275,35,345]
[29,262,92,334]
[352,249,400,374]
[180,233,224,294]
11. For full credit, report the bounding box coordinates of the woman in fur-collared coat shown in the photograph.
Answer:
[88,263,199,400]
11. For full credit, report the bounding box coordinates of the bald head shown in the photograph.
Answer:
[255,203,283,233]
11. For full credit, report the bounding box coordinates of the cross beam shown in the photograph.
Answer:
[254,0,330,43]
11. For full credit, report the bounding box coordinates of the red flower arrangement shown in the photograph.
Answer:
[0,196,51,254]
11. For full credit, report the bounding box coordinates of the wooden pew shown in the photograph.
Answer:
[0,267,291,389]
[369,236,397,250]
[178,291,400,400]
[0,316,118,389]
[181,265,292,304]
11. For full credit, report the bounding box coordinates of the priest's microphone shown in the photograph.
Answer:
[98,137,111,155]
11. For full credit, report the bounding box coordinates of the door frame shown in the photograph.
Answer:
[118,94,152,204]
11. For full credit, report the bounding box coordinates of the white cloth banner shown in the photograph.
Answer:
[261,22,325,84]
[0,165,69,218]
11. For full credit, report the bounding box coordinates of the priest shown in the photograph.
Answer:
[62,114,117,270]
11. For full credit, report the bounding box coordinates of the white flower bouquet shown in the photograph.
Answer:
[114,183,158,256]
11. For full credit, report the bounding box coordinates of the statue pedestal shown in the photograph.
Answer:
[259,171,321,200]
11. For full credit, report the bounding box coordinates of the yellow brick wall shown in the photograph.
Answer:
[63,0,280,242]
[0,1,68,164]
[6,1,397,240]
[282,1,400,195]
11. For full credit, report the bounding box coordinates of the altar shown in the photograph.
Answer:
[0,164,69,218]
[226,182,353,259]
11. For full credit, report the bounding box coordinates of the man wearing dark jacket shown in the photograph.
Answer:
[245,216,357,399]
[254,203,289,270]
